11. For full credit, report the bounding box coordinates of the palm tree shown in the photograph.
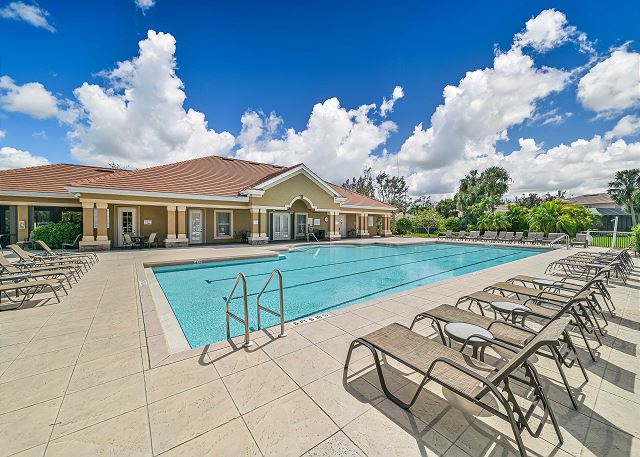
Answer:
[608,169,640,226]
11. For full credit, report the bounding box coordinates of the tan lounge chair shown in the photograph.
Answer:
[345,319,570,457]
[36,240,96,267]
[0,253,76,287]
[0,277,67,310]
[8,244,86,275]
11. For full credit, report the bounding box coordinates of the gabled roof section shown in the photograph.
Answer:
[241,164,345,201]
[68,155,287,198]
[566,193,615,206]
[327,183,395,210]
[0,163,117,196]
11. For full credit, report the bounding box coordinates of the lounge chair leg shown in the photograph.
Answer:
[551,347,578,410]
[573,314,596,361]
[528,363,564,445]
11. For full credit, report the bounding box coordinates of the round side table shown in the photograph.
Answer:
[444,322,494,360]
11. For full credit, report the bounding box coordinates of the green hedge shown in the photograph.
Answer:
[32,212,82,249]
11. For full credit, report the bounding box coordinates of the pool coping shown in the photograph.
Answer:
[138,238,560,368]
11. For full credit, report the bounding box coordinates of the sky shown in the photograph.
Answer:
[0,0,639,199]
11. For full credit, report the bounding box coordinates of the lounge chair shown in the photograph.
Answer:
[0,253,76,287]
[8,244,86,275]
[502,232,514,243]
[345,319,569,457]
[480,231,497,241]
[513,232,524,243]
[143,232,159,248]
[36,240,96,266]
[571,233,588,249]
[467,230,480,241]
[0,277,68,310]
[61,234,82,252]
[541,233,565,246]
[496,231,508,242]
[438,230,452,239]
[522,232,542,244]
[546,253,628,283]
[411,292,591,409]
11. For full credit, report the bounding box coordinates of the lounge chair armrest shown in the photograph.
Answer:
[487,319,537,336]
[427,358,498,398]
[459,334,520,354]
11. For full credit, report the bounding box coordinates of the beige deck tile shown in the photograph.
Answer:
[20,331,87,357]
[326,312,373,333]
[45,407,151,457]
[11,444,47,457]
[343,399,452,457]
[0,398,61,456]
[0,328,37,348]
[68,347,143,394]
[0,366,72,415]
[0,346,80,384]
[581,417,640,457]
[0,343,25,364]
[77,331,140,364]
[351,305,396,323]
[209,344,271,378]
[301,432,366,457]
[303,368,384,427]
[591,389,640,438]
[257,330,312,359]
[243,389,338,457]
[158,417,261,457]
[148,379,239,455]
[315,333,369,363]
[223,360,297,414]
[52,372,146,439]
[295,320,345,344]
[145,355,219,404]
[275,344,342,386]
[33,318,93,340]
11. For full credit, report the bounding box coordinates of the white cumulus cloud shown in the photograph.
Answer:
[577,46,640,114]
[0,146,50,170]
[234,98,397,184]
[69,30,235,168]
[135,0,155,11]
[0,76,72,121]
[606,115,640,139]
[514,8,576,52]
[380,86,404,117]
[0,1,55,32]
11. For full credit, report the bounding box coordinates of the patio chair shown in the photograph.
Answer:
[0,253,76,287]
[496,231,508,242]
[36,240,96,266]
[7,244,87,275]
[480,231,497,241]
[439,230,452,239]
[123,233,138,249]
[345,319,570,457]
[0,277,68,310]
[61,234,82,252]
[513,232,524,243]
[502,232,514,243]
[411,292,591,410]
[143,232,159,248]
[571,234,588,249]
[467,231,480,241]
[521,232,539,244]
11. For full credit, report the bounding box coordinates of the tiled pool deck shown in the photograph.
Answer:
[1,238,638,457]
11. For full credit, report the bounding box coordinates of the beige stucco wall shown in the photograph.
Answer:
[203,208,251,244]
[140,206,168,241]
[256,173,340,210]
[286,199,330,239]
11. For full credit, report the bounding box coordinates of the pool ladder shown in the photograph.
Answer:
[224,269,287,348]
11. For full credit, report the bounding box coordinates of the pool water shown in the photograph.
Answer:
[153,243,542,348]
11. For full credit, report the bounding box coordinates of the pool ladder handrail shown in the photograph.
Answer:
[256,268,287,337]
[224,272,252,347]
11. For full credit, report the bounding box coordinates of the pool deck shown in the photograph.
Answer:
[1,238,638,457]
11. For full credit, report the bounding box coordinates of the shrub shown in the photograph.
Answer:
[393,218,413,235]
[412,207,445,232]
[32,211,82,249]
[444,216,462,231]
[632,224,640,253]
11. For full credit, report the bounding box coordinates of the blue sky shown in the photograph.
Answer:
[1,1,639,197]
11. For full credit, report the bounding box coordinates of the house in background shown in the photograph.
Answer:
[0,156,394,250]
[566,192,633,231]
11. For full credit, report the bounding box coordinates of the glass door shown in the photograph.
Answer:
[189,209,203,244]
[272,212,291,240]
[117,207,137,247]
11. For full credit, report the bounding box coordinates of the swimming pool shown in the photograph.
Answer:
[153,243,543,348]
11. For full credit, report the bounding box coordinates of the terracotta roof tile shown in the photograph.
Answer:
[69,155,287,197]
[0,163,118,194]
[327,183,395,209]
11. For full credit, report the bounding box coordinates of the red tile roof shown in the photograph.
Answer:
[1,155,394,209]
[0,163,117,195]
[69,155,287,198]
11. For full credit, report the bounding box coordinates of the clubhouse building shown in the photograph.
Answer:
[0,155,394,250]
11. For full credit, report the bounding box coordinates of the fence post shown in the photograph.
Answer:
[612,217,619,249]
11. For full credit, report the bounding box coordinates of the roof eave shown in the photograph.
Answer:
[0,190,76,199]
[65,186,250,203]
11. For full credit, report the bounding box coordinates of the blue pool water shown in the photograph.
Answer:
[153,243,542,347]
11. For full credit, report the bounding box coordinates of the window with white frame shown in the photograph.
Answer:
[295,213,308,236]
[93,208,110,229]
[368,216,374,227]
[215,211,232,238]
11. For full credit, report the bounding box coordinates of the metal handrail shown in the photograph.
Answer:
[256,269,287,337]
[549,234,570,249]
[224,272,252,347]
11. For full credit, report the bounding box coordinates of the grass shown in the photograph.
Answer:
[590,234,633,248]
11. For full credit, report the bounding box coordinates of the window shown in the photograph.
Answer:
[368,216,374,227]
[215,211,232,238]
[93,208,110,229]
[295,213,308,236]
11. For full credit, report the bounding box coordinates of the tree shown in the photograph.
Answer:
[513,193,544,209]
[409,195,433,213]
[505,204,530,231]
[528,200,600,236]
[393,218,413,235]
[343,168,376,198]
[608,169,640,226]
[455,167,511,215]
[412,207,445,232]
[435,198,457,217]
[477,211,510,230]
